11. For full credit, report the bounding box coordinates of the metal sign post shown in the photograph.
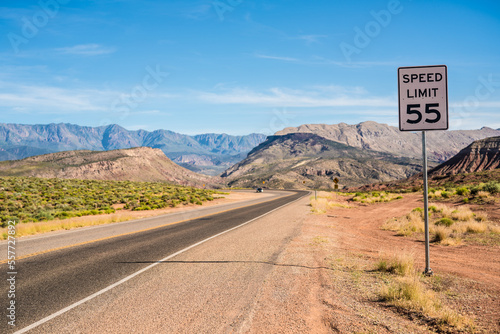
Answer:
[422,131,432,275]
[398,65,448,276]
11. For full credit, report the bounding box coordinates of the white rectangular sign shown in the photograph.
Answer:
[398,65,448,131]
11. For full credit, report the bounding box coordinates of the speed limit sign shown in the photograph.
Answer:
[398,65,448,131]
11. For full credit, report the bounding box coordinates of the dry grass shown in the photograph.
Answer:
[376,251,415,276]
[382,211,424,237]
[429,190,442,199]
[465,221,488,234]
[474,211,488,222]
[477,191,490,198]
[432,225,450,243]
[377,252,474,331]
[309,192,352,214]
[382,203,499,245]
[432,203,453,217]
[1,214,137,239]
[352,191,403,204]
[450,206,474,221]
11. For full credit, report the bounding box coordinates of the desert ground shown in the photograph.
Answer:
[278,192,499,333]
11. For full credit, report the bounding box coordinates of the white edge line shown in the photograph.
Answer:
[14,192,309,334]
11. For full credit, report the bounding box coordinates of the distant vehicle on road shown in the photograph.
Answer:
[256,187,263,193]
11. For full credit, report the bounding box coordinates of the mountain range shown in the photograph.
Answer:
[2,121,499,187]
[276,121,500,163]
[0,123,266,175]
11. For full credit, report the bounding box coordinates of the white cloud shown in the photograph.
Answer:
[253,53,400,68]
[0,80,180,117]
[56,44,116,56]
[0,81,118,113]
[254,54,299,62]
[195,86,397,108]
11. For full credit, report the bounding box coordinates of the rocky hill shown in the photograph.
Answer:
[428,136,500,176]
[0,147,218,187]
[222,133,425,189]
[276,121,500,163]
[0,123,266,175]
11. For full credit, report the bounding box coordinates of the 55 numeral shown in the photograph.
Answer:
[406,103,441,124]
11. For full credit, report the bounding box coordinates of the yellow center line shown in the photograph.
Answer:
[1,193,292,264]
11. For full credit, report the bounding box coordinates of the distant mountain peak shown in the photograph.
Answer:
[275,121,500,163]
[0,122,267,176]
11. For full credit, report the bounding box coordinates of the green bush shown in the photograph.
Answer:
[36,211,54,221]
[484,181,500,194]
[435,218,454,227]
[441,191,450,198]
[455,186,470,196]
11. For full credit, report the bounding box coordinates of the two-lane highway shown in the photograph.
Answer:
[2,190,308,333]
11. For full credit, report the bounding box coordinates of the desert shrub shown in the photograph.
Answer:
[484,181,500,194]
[376,252,415,276]
[433,225,451,242]
[436,218,454,227]
[441,191,450,199]
[36,211,54,221]
[455,186,470,196]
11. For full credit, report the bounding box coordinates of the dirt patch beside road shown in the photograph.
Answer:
[249,193,499,333]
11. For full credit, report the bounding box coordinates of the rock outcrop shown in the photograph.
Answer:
[429,136,500,176]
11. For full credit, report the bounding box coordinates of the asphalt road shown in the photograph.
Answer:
[1,190,308,333]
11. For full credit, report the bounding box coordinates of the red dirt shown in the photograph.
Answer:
[318,193,500,332]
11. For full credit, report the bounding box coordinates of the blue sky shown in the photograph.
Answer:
[1,0,499,135]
